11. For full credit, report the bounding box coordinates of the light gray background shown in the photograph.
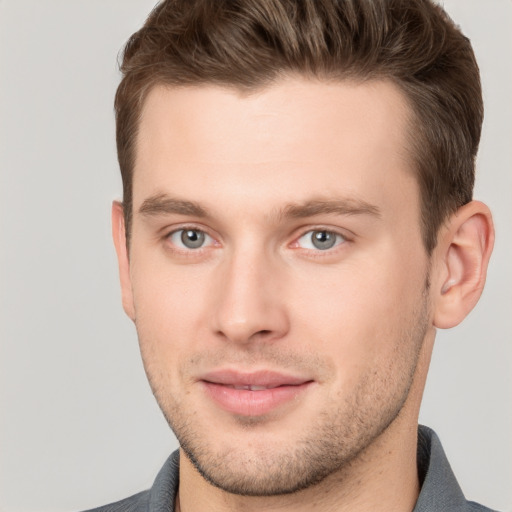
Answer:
[0,1,511,510]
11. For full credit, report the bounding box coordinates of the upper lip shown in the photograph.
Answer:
[200,369,313,389]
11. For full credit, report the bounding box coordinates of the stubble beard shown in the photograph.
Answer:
[140,288,430,497]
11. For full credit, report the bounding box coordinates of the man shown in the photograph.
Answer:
[92,0,496,510]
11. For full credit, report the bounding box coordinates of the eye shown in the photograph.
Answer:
[168,228,213,250]
[296,230,345,251]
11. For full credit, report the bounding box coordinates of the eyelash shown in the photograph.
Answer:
[294,229,347,252]
[165,225,217,253]
[163,225,351,256]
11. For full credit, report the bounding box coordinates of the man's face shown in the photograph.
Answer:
[120,78,434,495]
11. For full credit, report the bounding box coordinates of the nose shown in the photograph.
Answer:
[210,248,289,346]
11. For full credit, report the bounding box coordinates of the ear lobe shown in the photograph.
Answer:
[433,201,494,329]
[112,201,136,321]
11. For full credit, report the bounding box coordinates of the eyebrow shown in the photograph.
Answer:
[138,193,381,221]
[280,198,381,220]
[139,194,207,217]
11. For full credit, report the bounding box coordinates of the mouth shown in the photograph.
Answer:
[199,370,314,417]
[225,384,283,391]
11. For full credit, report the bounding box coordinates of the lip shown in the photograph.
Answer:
[199,370,314,417]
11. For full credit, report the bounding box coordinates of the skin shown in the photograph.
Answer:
[113,78,494,512]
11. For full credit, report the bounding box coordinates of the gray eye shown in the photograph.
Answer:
[311,230,337,250]
[297,229,346,251]
[180,229,206,249]
[296,230,344,251]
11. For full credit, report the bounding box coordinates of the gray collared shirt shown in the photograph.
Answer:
[85,425,498,511]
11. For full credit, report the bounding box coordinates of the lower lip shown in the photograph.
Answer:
[201,381,312,416]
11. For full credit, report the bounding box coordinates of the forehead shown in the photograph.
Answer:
[133,77,416,218]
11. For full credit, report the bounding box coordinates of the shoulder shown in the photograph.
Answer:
[81,489,150,512]
[81,450,180,512]
[415,426,501,512]
[465,501,500,512]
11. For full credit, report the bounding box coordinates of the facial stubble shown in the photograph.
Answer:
[138,282,431,497]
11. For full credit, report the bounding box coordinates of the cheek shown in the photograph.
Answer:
[129,261,211,375]
[289,254,426,374]
[131,251,210,324]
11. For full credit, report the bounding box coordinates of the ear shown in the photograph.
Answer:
[432,201,494,329]
[112,201,136,321]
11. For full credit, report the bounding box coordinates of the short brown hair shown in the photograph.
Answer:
[115,0,483,253]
